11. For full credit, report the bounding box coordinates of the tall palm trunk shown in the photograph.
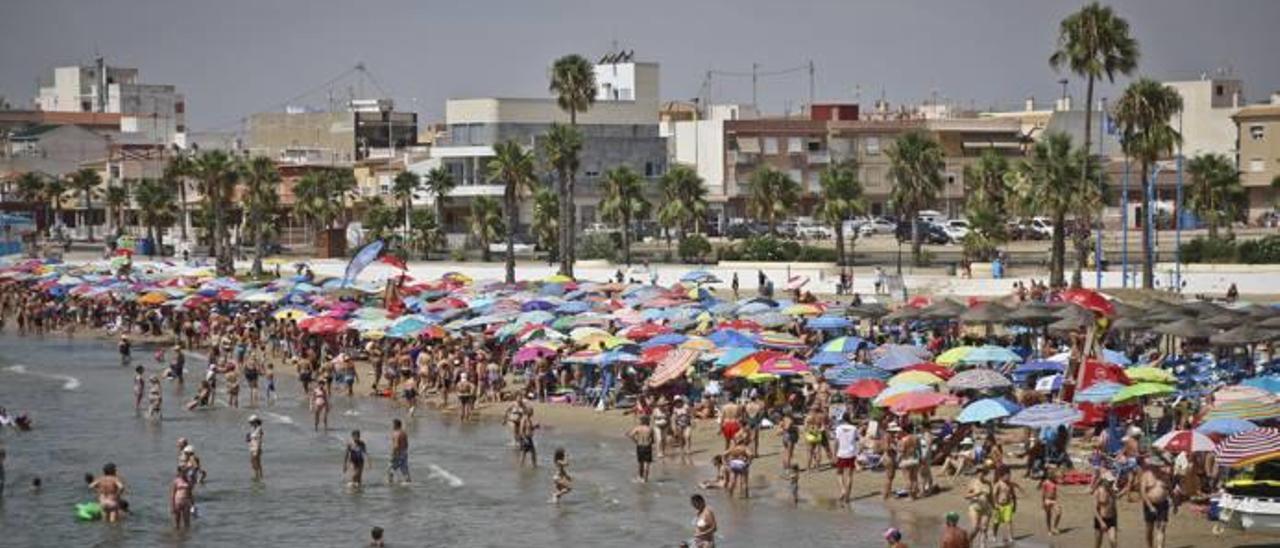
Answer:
[1072,223,1088,288]
[622,209,632,266]
[505,186,517,284]
[1140,160,1154,289]
[565,109,578,277]
[911,217,922,266]
[1050,210,1067,287]
[1077,75,1096,289]
[835,224,847,267]
[178,180,189,242]
[558,167,571,276]
[83,192,95,242]
[251,208,266,278]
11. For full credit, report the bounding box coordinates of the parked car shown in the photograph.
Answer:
[1029,217,1055,239]
[857,217,897,237]
[916,209,945,224]
[796,221,834,240]
[941,219,970,242]
[724,221,766,240]
[489,236,535,254]
[896,221,950,245]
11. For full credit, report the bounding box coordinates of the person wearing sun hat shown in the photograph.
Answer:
[882,527,908,547]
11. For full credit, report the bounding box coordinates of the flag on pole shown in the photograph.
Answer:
[343,239,385,286]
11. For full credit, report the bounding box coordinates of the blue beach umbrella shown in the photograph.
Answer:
[806,316,853,330]
[1242,376,1280,394]
[713,348,756,368]
[1015,360,1064,374]
[556,301,590,314]
[709,329,757,349]
[644,333,689,348]
[957,397,1023,424]
[1195,418,1260,436]
[874,347,925,371]
[824,364,889,386]
[810,352,852,367]
[822,336,866,354]
[1074,381,1125,404]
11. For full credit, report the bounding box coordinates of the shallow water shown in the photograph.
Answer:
[0,332,905,547]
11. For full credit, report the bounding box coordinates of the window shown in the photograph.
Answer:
[807,139,822,152]
[788,137,802,154]
[788,169,803,186]
[865,137,881,155]
[1251,125,1265,141]
[584,166,601,178]
[644,162,654,177]
[763,137,779,155]
[1250,158,1265,173]
[1216,85,1224,96]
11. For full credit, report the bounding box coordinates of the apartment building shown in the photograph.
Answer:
[1234,93,1280,221]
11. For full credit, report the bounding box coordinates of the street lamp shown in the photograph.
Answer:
[1095,98,1107,289]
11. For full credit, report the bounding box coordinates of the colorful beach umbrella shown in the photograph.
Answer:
[1125,367,1175,384]
[821,336,866,354]
[756,331,807,350]
[825,364,888,386]
[1215,428,1280,468]
[1074,381,1126,403]
[845,379,888,399]
[947,368,1013,391]
[1008,403,1083,428]
[1111,382,1175,403]
[872,383,935,406]
[783,303,824,317]
[806,316,852,330]
[758,356,810,376]
[890,392,950,415]
[1195,418,1260,437]
[1206,399,1280,421]
[889,370,944,387]
[1242,376,1280,394]
[1153,430,1215,453]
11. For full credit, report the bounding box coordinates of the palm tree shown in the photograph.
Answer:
[133,178,178,257]
[327,169,358,227]
[656,164,708,252]
[422,166,456,231]
[409,208,443,259]
[469,196,504,263]
[1186,153,1244,239]
[104,185,128,237]
[487,140,537,283]
[1113,78,1182,289]
[392,171,421,237]
[815,160,865,267]
[1050,1,1139,237]
[359,197,398,243]
[13,172,48,239]
[1010,133,1084,286]
[67,168,102,242]
[163,153,193,242]
[962,150,1012,261]
[887,131,946,265]
[549,54,597,276]
[599,166,650,265]
[540,123,583,275]
[241,156,281,277]
[292,172,328,244]
[746,166,801,235]
[190,150,240,275]
[531,187,559,265]
[42,175,67,239]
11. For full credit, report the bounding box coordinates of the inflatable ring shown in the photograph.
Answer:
[75,502,102,521]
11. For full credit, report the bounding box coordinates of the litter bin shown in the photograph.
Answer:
[137,237,154,256]
[945,263,957,276]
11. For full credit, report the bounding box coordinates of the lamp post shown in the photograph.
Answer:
[1095,98,1107,289]
[1121,155,1129,288]
[1175,110,1184,291]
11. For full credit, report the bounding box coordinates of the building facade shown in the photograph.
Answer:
[1233,93,1280,221]
[247,99,419,167]
[34,58,185,147]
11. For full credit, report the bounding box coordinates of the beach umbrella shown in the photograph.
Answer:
[1211,324,1280,346]
[825,364,888,385]
[902,362,954,380]
[810,352,852,367]
[137,291,168,305]
[960,301,1012,324]
[1243,376,1280,394]
[889,370,945,387]
[756,331,807,350]
[890,392,951,414]
[570,327,611,342]
[821,336,866,354]
[1005,302,1058,326]
[680,336,715,351]
[1259,316,1280,330]
[1195,418,1260,437]
[806,316,852,330]
[595,350,640,365]
[882,306,921,323]
[1206,399,1280,422]
[957,397,1021,424]
[556,301,591,314]
[1234,303,1279,320]
[849,302,890,319]
[513,345,557,364]
[1214,385,1277,404]
[643,333,688,348]
[1015,360,1064,374]
[724,350,786,378]
[1153,318,1214,339]
[680,270,720,284]
[1008,403,1083,428]
[718,318,763,332]
[639,345,674,365]
[1109,317,1149,332]
[1200,312,1246,330]
[1074,381,1126,403]
[935,346,976,366]
[875,347,929,371]
[709,329,758,349]
[1111,382,1175,403]
[1060,288,1115,316]
[1046,348,1130,366]
[920,298,967,320]
[873,383,935,406]
[302,316,348,335]
[542,274,573,284]
[712,348,757,368]
[735,302,775,316]
[620,323,672,342]
[273,307,312,321]
[751,312,791,329]
[1153,430,1216,453]
[1125,367,1176,384]
[947,368,1013,391]
[517,310,556,325]
[963,345,1021,364]
[1215,428,1280,468]
[758,355,810,376]
[845,379,888,399]
[784,303,824,317]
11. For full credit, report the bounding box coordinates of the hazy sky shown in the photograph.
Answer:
[2,0,1277,131]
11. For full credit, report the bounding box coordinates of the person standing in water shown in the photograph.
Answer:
[169,466,193,530]
[551,447,572,503]
[517,412,538,467]
[246,415,264,481]
[387,419,411,484]
[344,430,369,487]
[311,382,329,431]
[147,376,163,420]
[89,463,125,523]
[628,415,655,483]
[118,335,131,366]
[132,366,146,412]
[690,494,717,547]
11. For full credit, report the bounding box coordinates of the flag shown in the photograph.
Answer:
[343,240,384,286]
[379,254,407,270]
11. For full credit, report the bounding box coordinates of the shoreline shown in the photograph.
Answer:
[55,326,1276,548]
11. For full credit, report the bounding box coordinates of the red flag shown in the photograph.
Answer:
[379,254,407,270]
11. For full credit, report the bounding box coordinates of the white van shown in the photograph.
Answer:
[916,210,945,224]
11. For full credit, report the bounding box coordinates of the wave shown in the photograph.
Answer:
[4,364,81,390]
[427,464,465,487]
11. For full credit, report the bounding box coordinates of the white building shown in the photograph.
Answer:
[1165,77,1243,159]
[661,104,757,214]
[34,58,185,146]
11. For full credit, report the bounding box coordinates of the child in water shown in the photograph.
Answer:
[551,447,572,503]
[787,464,801,505]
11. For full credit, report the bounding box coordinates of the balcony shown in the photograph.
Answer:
[807,151,830,164]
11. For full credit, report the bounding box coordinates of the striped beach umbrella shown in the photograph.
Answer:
[1196,418,1260,437]
[1215,428,1280,468]
[1153,430,1215,453]
[947,368,1013,391]
[1008,403,1083,428]
[1206,399,1280,422]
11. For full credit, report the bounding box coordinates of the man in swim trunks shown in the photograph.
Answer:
[743,394,765,457]
[89,462,125,523]
[991,466,1023,545]
[517,412,538,467]
[387,419,411,484]
[834,413,859,503]
[246,415,264,481]
[628,415,655,483]
[1140,458,1170,548]
[1093,472,1119,548]
[719,400,742,450]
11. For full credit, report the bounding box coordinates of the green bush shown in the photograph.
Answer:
[678,234,712,263]
[715,235,837,262]
[577,233,618,262]
[449,248,466,262]
[1182,235,1280,264]
[796,245,838,262]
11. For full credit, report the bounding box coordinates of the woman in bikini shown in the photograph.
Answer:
[311,382,329,431]
[170,466,193,530]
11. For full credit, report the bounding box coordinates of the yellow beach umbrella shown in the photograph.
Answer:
[888,370,944,387]
[935,346,977,366]
[783,304,824,316]
[1125,366,1175,384]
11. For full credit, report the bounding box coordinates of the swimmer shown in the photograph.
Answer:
[169,466,193,530]
[311,382,329,431]
[88,462,125,523]
[344,430,369,487]
[551,447,572,503]
[246,415,264,481]
[387,419,411,484]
